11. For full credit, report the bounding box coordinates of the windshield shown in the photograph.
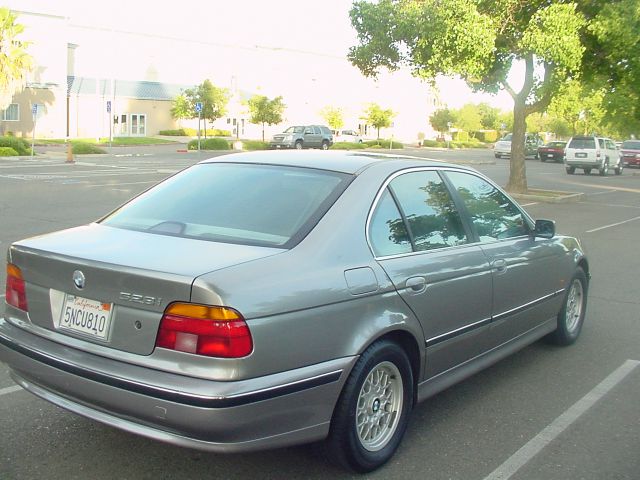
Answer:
[284,126,305,133]
[622,140,640,150]
[101,163,351,248]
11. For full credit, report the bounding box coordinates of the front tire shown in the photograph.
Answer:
[295,141,303,150]
[325,340,413,473]
[614,160,624,175]
[546,267,588,346]
[599,160,609,176]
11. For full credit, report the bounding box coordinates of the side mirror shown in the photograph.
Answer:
[533,219,555,239]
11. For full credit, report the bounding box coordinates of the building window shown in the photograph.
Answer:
[1,103,19,121]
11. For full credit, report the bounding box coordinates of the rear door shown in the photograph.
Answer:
[369,169,494,378]
[304,126,321,147]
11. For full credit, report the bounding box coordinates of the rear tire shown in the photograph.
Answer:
[325,340,413,473]
[546,267,588,346]
[599,161,609,176]
[321,140,329,150]
[584,168,591,175]
[566,166,575,174]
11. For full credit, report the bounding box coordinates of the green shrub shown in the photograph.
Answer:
[158,129,188,136]
[422,139,447,148]
[452,131,469,142]
[240,140,269,151]
[475,130,499,143]
[0,146,19,156]
[187,138,231,150]
[330,141,366,150]
[0,136,31,155]
[363,139,404,149]
[72,142,107,154]
[159,128,232,137]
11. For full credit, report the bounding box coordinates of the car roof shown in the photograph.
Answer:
[200,150,452,175]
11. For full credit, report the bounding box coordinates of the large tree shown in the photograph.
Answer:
[429,108,455,138]
[248,94,286,141]
[319,106,345,131]
[580,0,640,138]
[0,8,33,110]
[184,79,229,137]
[454,104,482,137]
[349,0,585,193]
[170,93,190,128]
[362,102,394,139]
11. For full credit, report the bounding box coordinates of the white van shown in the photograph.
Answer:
[564,136,623,175]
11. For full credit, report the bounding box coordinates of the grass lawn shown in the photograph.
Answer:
[35,137,177,146]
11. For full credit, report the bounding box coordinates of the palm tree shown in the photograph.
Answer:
[0,8,33,110]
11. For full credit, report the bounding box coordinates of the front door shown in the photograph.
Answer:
[130,114,146,136]
[443,170,565,347]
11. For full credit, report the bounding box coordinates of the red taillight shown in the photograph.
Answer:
[156,303,253,358]
[6,263,28,311]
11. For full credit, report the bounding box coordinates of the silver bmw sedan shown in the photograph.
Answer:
[0,150,589,472]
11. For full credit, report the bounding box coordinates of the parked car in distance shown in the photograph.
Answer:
[269,125,333,150]
[1,151,590,473]
[538,141,567,163]
[564,135,623,175]
[620,139,640,167]
[494,133,543,158]
[333,129,363,143]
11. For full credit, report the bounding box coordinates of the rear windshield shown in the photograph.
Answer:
[500,134,513,141]
[547,142,566,147]
[101,163,351,248]
[622,140,640,150]
[569,137,596,149]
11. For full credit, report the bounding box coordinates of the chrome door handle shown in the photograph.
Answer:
[491,259,507,273]
[405,276,427,293]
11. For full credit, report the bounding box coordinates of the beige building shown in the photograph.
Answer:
[2,8,443,143]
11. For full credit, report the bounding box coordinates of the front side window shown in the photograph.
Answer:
[101,163,350,248]
[1,103,19,121]
[445,171,529,242]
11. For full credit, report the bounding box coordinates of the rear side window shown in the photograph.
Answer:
[569,138,596,149]
[101,163,350,248]
[369,170,468,257]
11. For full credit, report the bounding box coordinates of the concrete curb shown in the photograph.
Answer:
[509,189,583,204]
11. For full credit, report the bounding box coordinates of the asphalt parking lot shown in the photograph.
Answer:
[1,149,639,479]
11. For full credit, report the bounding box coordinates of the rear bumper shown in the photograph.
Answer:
[0,316,353,452]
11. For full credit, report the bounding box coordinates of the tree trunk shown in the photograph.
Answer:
[506,99,528,193]
[262,122,265,142]
[204,118,208,140]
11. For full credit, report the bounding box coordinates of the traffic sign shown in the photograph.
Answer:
[106,101,111,113]
[195,102,203,113]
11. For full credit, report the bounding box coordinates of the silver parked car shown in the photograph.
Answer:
[1,151,589,472]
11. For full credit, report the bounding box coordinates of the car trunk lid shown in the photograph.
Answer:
[9,224,283,355]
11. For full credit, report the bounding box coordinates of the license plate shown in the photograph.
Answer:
[576,152,587,158]
[547,154,554,158]
[58,294,113,340]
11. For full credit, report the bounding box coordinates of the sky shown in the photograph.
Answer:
[5,0,515,112]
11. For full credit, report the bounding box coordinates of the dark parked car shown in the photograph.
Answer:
[620,140,640,167]
[269,125,333,150]
[538,141,567,162]
[1,151,589,472]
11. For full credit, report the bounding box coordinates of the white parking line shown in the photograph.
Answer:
[483,359,640,480]
[586,215,640,233]
[0,385,22,397]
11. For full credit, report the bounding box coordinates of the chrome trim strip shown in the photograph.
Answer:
[492,289,565,322]
[426,317,492,347]
[0,332,342,408]
[425,288,565,347]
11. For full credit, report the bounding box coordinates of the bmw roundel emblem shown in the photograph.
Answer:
[73,270,85,290]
